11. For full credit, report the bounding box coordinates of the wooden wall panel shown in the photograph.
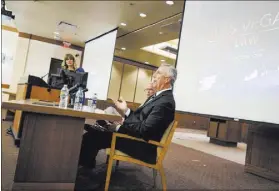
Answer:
[120,64,138,102]
[134,68,152,104]
[107,61,123,100]
[175,112,210,130]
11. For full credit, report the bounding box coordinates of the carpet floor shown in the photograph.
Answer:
[2,121,279,190]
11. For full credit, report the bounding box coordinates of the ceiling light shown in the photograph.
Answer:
[161,59,166,62]
[139,13,147,18]
[159,32,163,35]
[145,62,149,64]
[53,31,60,35]
[166,1,174,5]
[120,23,127,26]
[121,47,126,50]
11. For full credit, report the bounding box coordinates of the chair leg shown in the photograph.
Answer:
[159,166,167,191]
[105,156,114,191]
[152,169,157,188]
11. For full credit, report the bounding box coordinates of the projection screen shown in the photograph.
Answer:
[82,29,117,100]
[174,1,279,124]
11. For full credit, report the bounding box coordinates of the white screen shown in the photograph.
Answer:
[82,29,117,100]
[174,1,279,124]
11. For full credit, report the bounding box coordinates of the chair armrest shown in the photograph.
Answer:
[113,132,164,147]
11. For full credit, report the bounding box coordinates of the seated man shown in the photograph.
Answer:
[144,81,156,97]
[78,63,177,172]
[87,82,155,128]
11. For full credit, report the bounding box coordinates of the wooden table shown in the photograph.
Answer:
[2,99,122,191]
[2,90,17,100]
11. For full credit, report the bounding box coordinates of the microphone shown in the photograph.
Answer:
[41,73,49,79]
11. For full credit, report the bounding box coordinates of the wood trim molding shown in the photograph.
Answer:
[118,63,125,100]
[18,32,31,39]
[133,67,140,102]
[2,84,10,89]
[17,32,84,52]
[114,56,158,71]
[2,25,18,33]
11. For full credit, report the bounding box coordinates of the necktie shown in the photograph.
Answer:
[140,94,156,108]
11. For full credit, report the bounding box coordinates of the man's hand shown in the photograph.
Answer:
[112,96,128,116]
[113,118,124,126]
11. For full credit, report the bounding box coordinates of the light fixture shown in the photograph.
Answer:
[2,0,15,21]
[139,13,147,18]
[121,47,126,50]
[145,61,149,64]
[53,31,60,35]
[166,1,174,5]
[120,23,127,26]
[161,59,166,62]
[159,32,163,35]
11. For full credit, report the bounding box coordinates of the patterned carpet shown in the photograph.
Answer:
[2,120,279,190]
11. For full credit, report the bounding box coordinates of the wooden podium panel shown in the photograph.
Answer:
[30,86,60,102]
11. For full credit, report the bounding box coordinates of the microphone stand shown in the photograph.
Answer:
[41,73,49,79]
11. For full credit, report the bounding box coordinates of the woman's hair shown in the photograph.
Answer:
[61,54,77,70]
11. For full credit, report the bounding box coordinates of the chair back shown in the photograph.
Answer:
[157,121,178,163]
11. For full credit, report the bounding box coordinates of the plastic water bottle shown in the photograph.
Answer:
[74,87,84,111]
[59,84,69,109]
[92,93,98,111]
[88,93,98,112]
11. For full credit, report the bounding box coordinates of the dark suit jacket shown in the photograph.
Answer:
[115,90,175,164]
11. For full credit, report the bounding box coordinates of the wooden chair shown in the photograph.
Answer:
[104,121,178,191]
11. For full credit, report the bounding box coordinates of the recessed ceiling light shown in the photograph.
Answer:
[159,32,163,35]
[121,47,126,50]
[120,23,127,26]
[166,1,174,5]
[161,59,165,62]
[139,13,147,18]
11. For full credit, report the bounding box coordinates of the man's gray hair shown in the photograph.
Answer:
[160,63,177,87]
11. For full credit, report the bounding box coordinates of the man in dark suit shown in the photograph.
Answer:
[78,63,177,171]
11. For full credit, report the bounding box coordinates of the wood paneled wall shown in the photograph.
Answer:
[134,68,153,103]
[107,61,123,100]
[107,61,153,103]
[120,65,138,102]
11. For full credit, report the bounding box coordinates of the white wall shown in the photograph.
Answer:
[9,37,30,91]
[6,36,82,91]
[1,30,18,84]
[24,40,82,78]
